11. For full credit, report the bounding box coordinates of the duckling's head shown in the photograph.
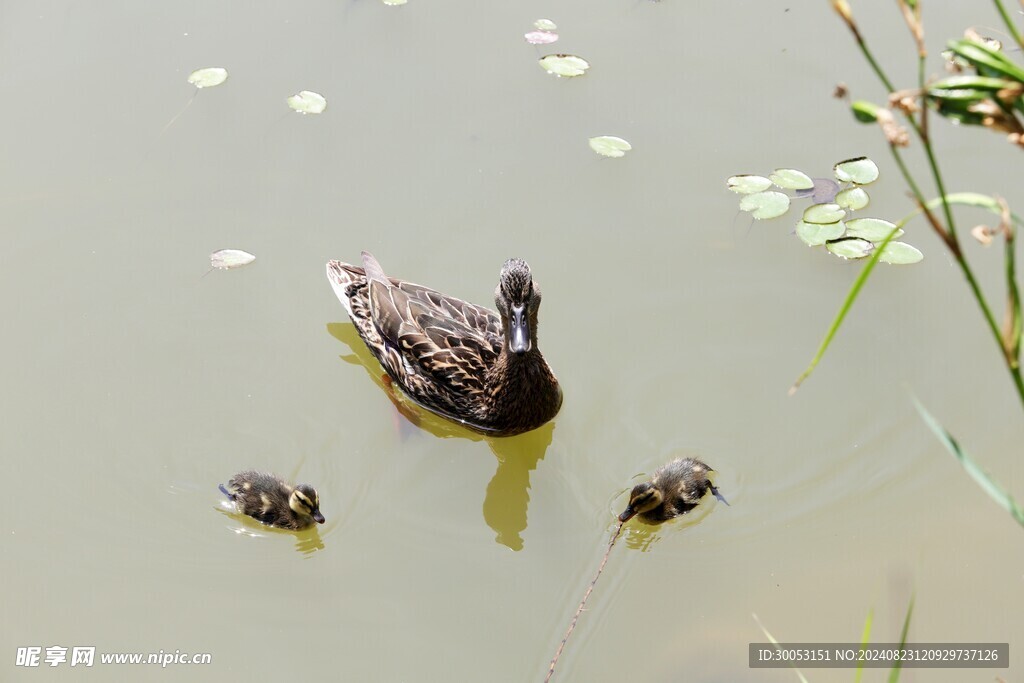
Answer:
[618,482,664,523]
[290,485,326,525]
[495,258,541,355]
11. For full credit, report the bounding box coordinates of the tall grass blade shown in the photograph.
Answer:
[752,614,810,683]
[854,608,873,683]
[887,596,915,683]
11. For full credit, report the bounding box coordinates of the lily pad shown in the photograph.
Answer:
[210,249,255,269]
[539,54,590,78]
[826,237,874,259]
[739,191,790,220]
[382,0,407,5]
[588,136,631,158]
[803,203,845,224]
[769,168,814,190]
[287,90,327,114]
[534,19,557,31]
[845,217,901,241]
[795,220,845,246]
[727,175,772,194]
[188,67,228,89]
[834,157,879,184]
[525,30,558,45]
[835,186,870,211]
[878,242,923,264]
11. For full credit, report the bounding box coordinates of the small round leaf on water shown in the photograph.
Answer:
[525,31,558,45]
[834,157,879,184]
[210,249,255,269]
[382,0,408,6]
[534,19,557,30]
[826,237,874,259]
[739,191,790,220]
[287,91,327,114]
[803,203,845,224]
[835,186,870,211]
[727,175,772,194]
[588,136,631,158]
[877,241,924,264]
[796,220,845,246]
[539,54,590,77]
[769,168,814,190]
[845,217,901,241]
[188,67,228,89]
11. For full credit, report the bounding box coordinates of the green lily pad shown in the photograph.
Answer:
[826,237,874,259]
[796,220,845,246]
[803,203,845,224]
[534,19,557,30]
[588,136,631,158]
[835,187,869,211]
[287,90,327,114]
[878,241,924,264]
[539,54,590,77]
[845,217,902,241]
[188,67,228,89]
[834,157,879,184]
[769,168,814,190]
[727,175,772,194]
[739,191,790,220]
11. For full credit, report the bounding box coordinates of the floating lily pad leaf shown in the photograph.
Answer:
[795,177,841,204]
[539,54,590,77]
[188,67,228,89]
[796,220,845,246]
[878,241,923,264]
[525,30,558,44]
[835,186,870,211]
[210,249,255,269]
[534,19,557,31]
[287,90,327,114]
[845,217,901,241]
[727,175,772,194]
[826,237,874,259]
[834,157,879,184]
[803,203,845,224]
[588,136,631,158]
[769,168,814,190]
[382,0,407,6]
[739,191,790,220]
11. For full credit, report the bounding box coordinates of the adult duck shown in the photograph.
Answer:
[326,252,562,436]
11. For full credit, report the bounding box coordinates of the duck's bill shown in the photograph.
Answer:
[510,305,531,354]
[617,507,636,523]
[313,512,326,524]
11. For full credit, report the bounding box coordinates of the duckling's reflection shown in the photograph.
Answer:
[217,506,327,556]
[328,322,553,551]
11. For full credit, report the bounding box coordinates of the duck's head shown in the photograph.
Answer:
[495,258,541,356]
[618,482,663,522]
[290,485,326,524]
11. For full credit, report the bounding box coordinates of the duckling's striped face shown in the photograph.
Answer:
[495,258,541,355]
[291,485,325,524]
[618,482,663,522]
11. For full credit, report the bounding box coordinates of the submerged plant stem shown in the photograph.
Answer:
[544,521,625,683]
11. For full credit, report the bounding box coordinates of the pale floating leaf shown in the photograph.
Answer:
[727,175,773,194]
[539,54,590,77]
[588,136,631,158]
[525,30,558,45]
[826,237,874,259]
[834,156,879,184]
[382,0,407,5]
[768,168,814,190]
[210,249,255,270]
[835,186,870,211]
[188,67,228,89]
[877,241,923,264]
[739,191,790,220]
[287,90,327,114]
[796,220,845,246]
[803,203,845,224]
[845,217,901,241]
[534,19,557,31]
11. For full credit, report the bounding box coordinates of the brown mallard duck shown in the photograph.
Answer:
[618,458,728,524]
[219,471,325,530]
[326,252,562,436]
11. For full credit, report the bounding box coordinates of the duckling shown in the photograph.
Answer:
[618,457,728,524]
[219,471,325,530]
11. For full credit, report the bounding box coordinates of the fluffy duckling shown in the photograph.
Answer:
[618,457,728,524]
[219,471,325,530]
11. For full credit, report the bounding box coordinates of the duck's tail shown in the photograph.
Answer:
[710,484,730,506]
[326,260,364,318]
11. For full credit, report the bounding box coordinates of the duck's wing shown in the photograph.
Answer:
[361,252,501,400]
